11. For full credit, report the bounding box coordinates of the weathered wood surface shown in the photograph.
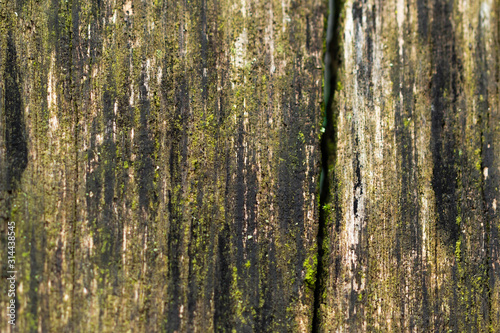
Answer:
[1,0,500,332]
[319,0,500,331]
[0,0,324,331]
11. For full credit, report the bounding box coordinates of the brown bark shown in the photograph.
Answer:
[320,0,500,331]
[1,0,499,332]
[0,0,324,331]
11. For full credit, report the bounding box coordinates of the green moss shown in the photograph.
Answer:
[403,117,411,128]
[304,252,318,289]
[455,239,461,260]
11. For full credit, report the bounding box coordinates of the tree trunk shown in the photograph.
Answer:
[320,0,500,331]
[1,0,324,331]
[0,0,499,332]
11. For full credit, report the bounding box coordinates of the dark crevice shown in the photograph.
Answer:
[4,31,28,192]
[2,29,28,332]
[312,0,343,331]
[164,62,189,333]
[430,0,460,248]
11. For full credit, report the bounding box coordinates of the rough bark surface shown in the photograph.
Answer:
[0,0,324,331]
[320,0,500,331]
[1,0,500,332]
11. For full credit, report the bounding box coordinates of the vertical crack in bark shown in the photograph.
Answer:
[312,0,343,331]
[67,0,79,327]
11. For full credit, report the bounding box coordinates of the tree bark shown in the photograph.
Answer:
[0,0,499,332]
[1,0,324,331]
[320,0,500,331]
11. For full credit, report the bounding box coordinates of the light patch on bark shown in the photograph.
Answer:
[345,8,366,283]
[232,29,248,69]
[281,0,290,33]
[304,144,315,241]
[129,82,135,107]
[145,58,151,98]
[157,66,162,86]
[47,52,57,110]
[49,114,59,132]
[96,133,103,145]
[373,31,384,162]
[480,0,492,26]
[113,101,118,141]
[396,0,405,58]
[265,3,276,74]
[83,228,94,257]
[344,2,354,68]
[240,0,246,17]
[123,0,133,16]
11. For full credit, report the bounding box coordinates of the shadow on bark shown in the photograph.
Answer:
[4,31,28,192]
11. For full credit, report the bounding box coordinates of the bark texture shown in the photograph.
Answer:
[0,0,324,331]
[1,0,500,332]
[320,0,500,331]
